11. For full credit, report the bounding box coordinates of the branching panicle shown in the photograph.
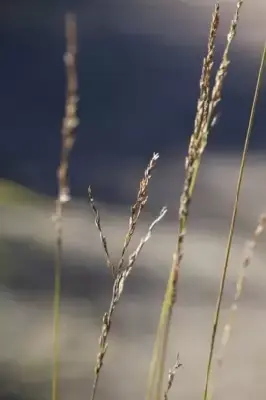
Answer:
[89,153,165,400]
[90,207,167,400]
[118,152,160,273]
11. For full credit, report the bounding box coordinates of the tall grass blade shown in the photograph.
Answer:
[52,14,78,400]
[203,40,266,400]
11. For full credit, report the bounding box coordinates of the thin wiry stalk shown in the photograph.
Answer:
[88,186,114,275]
[117,152,159,274]
[146,3,243,399]
[52,14,78,400]
[90,207,167,400]
[52,202,62,400]
[216,213,266,368]
[203,40,266,400]
[164,353,182,400]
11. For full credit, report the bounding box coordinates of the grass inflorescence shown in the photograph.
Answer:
[88,153,167,400]
[146,3,245,400]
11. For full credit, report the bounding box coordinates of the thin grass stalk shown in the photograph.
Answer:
[90,207,167,400]
[145,3,244,399]
[89,154,164,400]
[203,41,266,400]
[164,353,182,400]
[52,14,78,400]
[52,202,62,400]
[216,213,266,368]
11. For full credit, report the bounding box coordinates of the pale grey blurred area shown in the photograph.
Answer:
[1,153,266,400]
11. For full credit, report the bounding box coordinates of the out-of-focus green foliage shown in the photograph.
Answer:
[0,179,48,206]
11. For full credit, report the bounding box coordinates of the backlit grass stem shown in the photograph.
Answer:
[52,13,78,400]
[146,3,244,400]
[203,40,266,400]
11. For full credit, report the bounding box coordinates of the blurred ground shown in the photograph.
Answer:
[1,153,266,400]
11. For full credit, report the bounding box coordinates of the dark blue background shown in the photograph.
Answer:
[1,0,266,198]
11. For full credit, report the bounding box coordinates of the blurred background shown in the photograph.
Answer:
[1,0,266,399]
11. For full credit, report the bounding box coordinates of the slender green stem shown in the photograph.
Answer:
[52,201,63,400]
[203,41,266,400]
[51,14,78,400]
